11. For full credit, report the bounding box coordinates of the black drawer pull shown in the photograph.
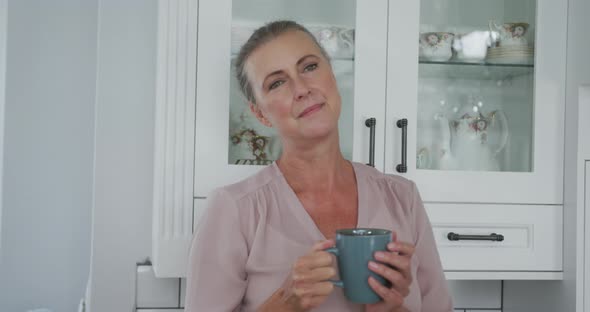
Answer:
[447,232,504,242]
[365,118,376,167]
[396,118,408,173]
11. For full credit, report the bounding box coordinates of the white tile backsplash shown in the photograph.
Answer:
[136,265,180,308]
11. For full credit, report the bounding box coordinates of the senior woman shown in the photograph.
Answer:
[185,20,453,312]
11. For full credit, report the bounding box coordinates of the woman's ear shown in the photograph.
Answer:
[249,102,273,127]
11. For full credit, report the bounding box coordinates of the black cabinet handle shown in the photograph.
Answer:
[447,232,505,242]
[365,118,376,167]
[396,119,408,173]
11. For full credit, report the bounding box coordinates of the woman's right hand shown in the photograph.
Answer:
[260,239,337,312]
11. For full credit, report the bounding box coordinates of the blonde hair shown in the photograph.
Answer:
[234,20,330,104]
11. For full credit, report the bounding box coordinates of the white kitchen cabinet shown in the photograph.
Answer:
[580,86,590,312]
[585,160,590,309]
[190,0,568,204]
[385,0,567,204]
[428,204,562,273]
[152,0,568,278]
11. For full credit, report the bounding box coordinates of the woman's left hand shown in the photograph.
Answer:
[365,233,415,312]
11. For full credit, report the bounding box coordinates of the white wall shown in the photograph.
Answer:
[87,0,158,311]
[503,0,590,310]
[0,0,6,259]
[0,0,98,311]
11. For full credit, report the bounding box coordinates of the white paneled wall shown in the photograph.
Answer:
[0,0,6,258]
[135,266,504,311]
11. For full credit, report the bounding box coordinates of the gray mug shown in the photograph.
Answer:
[325,228,392,304]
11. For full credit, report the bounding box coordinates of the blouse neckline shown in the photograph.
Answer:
[270,161,368,241]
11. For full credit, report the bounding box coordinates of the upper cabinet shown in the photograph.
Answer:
[194,0,389,197]
[193,0,567,204]
[386,0,567,204]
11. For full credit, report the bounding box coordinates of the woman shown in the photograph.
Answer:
[185,20,453,312]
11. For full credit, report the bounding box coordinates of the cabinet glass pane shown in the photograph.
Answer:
[228,0,356,165]
[416,0,536,172]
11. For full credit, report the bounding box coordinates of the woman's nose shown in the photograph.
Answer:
[292,76,311,101]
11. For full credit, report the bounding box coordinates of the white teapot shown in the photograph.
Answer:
[436,102,509,171]
[452,30,499,62]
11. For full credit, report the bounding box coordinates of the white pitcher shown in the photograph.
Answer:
[437,105,509,171]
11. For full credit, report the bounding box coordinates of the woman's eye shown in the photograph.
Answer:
[303,63,318,72]
[269,80,284,90]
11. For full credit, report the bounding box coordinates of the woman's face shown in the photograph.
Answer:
[244,30,341,145]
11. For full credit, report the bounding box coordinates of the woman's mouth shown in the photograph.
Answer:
[298,103,324,118]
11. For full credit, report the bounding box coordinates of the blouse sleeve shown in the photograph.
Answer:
[410,182,454,312]
[184,188,249,312]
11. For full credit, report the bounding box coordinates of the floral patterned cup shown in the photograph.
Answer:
[419,32,455,61]
[314,26,355,59]
[489,21,529,46]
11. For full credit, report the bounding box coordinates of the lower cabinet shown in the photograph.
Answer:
[428,204,562,278]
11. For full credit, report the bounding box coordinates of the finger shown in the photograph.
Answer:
[309,281,335,297]
[368,276,404,307]
[300,294,331,310]
[293,281,335,298]
[387,241,415,256]
[293,251,334,272]
[310,239,335,252]
[368,261,410,297]
[309,250,335,268]
[374,251,412,281]
[292,266,337,284]
[391,231,398,243]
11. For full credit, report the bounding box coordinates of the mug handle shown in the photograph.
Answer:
[324,247,344,288]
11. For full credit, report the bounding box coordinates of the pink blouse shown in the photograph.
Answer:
[185,162,453,311]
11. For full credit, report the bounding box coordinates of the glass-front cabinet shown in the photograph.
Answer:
[385,0,566,204]
[194,0,566,202]
[195,0,388,197]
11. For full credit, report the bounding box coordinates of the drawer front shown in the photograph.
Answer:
[425,204,562,272]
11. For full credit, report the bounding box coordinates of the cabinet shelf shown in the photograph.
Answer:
[230,53,354,61]
[418,60,534,80]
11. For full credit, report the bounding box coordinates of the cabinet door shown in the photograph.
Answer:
[194,0,388,197]
[385,0,566,204]
[585,161,590,310]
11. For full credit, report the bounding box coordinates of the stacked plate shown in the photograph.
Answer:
[486,44,534,64]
